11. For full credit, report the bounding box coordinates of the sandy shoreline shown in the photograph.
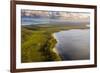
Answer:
[52,33,59,55]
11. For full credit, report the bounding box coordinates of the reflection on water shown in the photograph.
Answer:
[54,29,90,60]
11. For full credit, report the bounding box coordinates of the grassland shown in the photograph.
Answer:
[21,24,89,63]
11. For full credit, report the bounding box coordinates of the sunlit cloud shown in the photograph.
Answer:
[21,9,90,21]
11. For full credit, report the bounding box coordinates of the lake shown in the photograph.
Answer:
[53,29,90,60]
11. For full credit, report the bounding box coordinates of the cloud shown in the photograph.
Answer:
[21,10,90,21]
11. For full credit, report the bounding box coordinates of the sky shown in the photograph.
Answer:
[21,9,90,21]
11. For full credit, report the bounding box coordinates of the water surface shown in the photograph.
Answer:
[54,29,90,60]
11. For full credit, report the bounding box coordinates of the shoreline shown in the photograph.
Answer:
[52,33,60,56]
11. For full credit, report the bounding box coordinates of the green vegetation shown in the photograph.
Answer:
[21,24,89,63]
